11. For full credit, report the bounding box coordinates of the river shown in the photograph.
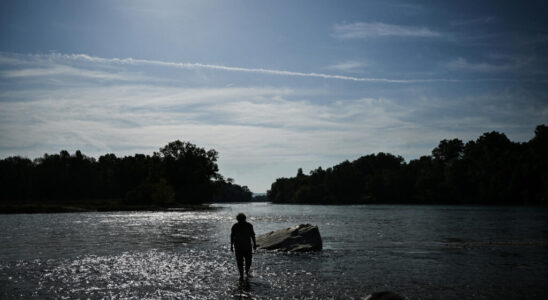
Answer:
[1,203,547,299]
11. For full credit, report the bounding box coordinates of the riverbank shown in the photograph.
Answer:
[0,202,217,214]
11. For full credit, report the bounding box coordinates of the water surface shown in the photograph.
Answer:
[1,203,547,299]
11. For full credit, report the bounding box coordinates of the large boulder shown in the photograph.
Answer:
[256,224,322,252]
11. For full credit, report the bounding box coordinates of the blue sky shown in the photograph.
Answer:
[1,0,547,192]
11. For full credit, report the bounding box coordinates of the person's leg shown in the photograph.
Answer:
[235,250,244,278]
[244,249,252,276]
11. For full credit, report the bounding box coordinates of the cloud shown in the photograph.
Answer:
[59,53,416,83]
[0,53,434,163]
[332,22,441,39]
[0,52,459,84]
[6,79,532,167]
[0,65,138,81]
[326,61,367,72]
[1,52,545,191]
[445,56,532,73]
[0,77,430,165]
[1,83,544,192]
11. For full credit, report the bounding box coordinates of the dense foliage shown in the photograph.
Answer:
[210,178,253,203]
[0,140,252,209]
[268,125,548,205]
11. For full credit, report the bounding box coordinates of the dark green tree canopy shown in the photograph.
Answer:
[432,139,464,162]
[0,140,252,210]
[268,125,547,205]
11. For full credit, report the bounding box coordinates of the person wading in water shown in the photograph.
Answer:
[230,213,256,279]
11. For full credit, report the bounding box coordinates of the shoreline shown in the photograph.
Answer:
[2,201,546,214]
[0,203,218,214]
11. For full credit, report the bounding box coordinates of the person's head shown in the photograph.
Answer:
[236,213,246,223]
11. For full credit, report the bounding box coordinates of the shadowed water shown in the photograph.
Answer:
[1,203,547,299]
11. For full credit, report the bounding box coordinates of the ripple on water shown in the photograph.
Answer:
[36,250,233,299]
[3,249,379,299]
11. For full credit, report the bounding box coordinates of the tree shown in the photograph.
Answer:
[0,140,226,209]
[267,126,547,205]
[432,139,464,162]
[156,140,220,203]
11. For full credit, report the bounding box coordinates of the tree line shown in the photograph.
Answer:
[0,140,252,210]
[268,125,547,205]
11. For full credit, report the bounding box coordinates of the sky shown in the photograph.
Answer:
[1,0,547,193]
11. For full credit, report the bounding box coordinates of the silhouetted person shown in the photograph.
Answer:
[230,213,256,279]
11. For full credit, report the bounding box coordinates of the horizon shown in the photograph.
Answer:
[1,1,547,193]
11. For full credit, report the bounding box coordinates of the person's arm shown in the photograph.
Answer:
[251,224,257,250]
[230,225,234,252]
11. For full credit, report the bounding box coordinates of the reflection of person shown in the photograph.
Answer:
[230,213,256,279]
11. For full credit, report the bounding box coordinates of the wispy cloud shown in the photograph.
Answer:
[58,53,418,83]
[0,52,459,84]
[445,56,532,73]
[1,52,545,191]
[332,22,441,39]
[0,65,138,81]
[326,61,367,72]
[3,81,539,165]
[0,84,413,163]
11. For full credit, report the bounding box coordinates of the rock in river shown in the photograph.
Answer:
[256,224,322,252]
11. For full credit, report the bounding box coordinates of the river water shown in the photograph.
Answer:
[1,203,547,299]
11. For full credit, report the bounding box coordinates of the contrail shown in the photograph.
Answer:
[57,53,460,83]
